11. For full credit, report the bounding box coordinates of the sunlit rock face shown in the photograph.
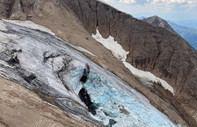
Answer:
[0,20,177,126]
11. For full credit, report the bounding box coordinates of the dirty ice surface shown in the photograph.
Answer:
[3,19,55,35]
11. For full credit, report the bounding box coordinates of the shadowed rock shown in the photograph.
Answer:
[79,64,97,115]
[23,74,37,83]
[79,88,97,115]
[80,64,90,83]
[108,119,117,127]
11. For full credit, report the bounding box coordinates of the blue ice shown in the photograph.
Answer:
[70,66,177,127]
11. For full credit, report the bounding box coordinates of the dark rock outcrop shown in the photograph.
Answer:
[80,64,90,83]
[79,64,96,115]
[79,88,97,115]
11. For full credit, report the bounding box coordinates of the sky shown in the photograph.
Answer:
[99,0,197,28]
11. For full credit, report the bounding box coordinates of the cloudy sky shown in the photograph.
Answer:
[100,0,197,27]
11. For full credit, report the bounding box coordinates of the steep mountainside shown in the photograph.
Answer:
[0,77,92,127]
[168,21,197,50]
[0,0,197,126]
[142,16,178,35]
[142,16,197,50]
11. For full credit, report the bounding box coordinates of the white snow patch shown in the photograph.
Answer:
[92,28,174,94]
[0,21,7,31]
[3,19,55,36]
[74,46,96,56]
[92,28,129,61]
[123,62,174,94]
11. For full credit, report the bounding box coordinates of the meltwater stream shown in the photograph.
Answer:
[0,20,178,127]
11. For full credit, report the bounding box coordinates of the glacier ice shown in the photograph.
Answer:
[0,20,178,126]
[0,21,7,31]
[70,67,177,127]
[0,31,20,52]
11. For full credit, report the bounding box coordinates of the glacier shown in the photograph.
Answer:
[0,20,178,126]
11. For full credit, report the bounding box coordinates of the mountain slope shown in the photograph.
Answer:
[142,16,197,50]
[0,0,197,126]
[143,16,178,35]
[0,77,92,127]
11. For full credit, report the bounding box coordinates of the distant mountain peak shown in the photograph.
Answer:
[143,15,178,35]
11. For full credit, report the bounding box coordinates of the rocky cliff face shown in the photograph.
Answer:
[0,0,197,126]
[142,16,178,35]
